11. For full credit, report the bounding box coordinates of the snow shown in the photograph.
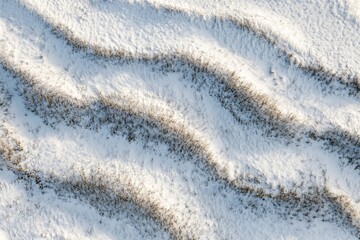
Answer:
[0,0,360,239]
[0,165,169,239]
[9,0,360,137]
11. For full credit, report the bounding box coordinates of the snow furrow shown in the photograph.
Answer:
[138,0,360,89]
[1,0,360,238]
[3,0,360,171]
[0,65,359,239]
[20,0,360,93]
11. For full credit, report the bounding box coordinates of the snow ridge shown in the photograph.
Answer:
[1,0,360,239]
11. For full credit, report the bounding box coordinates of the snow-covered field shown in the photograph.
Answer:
[1,0,360,239]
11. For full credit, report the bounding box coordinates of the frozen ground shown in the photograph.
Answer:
[0,0,360,239]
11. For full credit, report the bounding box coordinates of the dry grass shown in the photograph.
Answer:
[1,56,360,237]
[2,2,360,237]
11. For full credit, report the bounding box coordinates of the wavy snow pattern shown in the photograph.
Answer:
[1,0,360,239]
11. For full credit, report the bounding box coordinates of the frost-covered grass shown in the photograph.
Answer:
[1,65,359,239]
[7,0,360,149]
[1,0,360,239]
[0,164,170,240]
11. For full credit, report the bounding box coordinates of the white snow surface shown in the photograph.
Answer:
[0,0,360,239]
